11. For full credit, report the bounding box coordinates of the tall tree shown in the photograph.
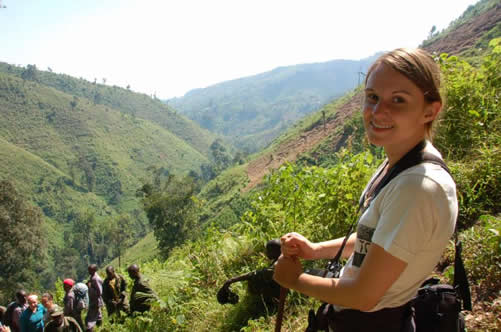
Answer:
[21,64,39,82]
[138,174,200,256]
[107,214,134,269]
[0,180,47,302]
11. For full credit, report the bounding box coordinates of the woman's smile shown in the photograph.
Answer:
[370,119,393,130]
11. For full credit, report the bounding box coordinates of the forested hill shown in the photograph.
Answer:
[167,54,380,152]
[0,62,218,157]
[0,65,217,292]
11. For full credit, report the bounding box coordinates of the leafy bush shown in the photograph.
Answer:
[435,38,500,160]
[435,39,501,227]
[443,215,501,298]
[449,146,501,228]
[239,149,380,249]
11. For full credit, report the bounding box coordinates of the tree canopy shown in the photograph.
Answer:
[0,180,47,302]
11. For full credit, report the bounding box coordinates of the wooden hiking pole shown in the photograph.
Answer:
[275,286,288,332]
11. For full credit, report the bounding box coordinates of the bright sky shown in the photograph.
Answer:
[0,0,478,99]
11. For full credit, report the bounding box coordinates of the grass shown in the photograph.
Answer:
[106,232,159,270]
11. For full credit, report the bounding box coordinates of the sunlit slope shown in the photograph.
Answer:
[0,136,111,219]
[0,62,218,157]
[0,72,209,219]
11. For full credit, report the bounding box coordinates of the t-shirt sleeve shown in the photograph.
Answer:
[371,174,450,263]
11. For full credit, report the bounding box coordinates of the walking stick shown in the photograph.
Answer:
[275,286,289,332]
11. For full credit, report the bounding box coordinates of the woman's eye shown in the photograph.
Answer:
[392,96,405,103]
[365,94,378,103]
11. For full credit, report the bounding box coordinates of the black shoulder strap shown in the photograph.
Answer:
[361,141,449,209]
[454,241,472,310]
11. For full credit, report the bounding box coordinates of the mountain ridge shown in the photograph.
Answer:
[167,54,381,151]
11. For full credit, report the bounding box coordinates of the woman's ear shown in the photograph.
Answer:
[423,101,442,124]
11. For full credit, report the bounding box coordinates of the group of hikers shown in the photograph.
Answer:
[0,264,158,332]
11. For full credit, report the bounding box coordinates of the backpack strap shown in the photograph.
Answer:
[454,241,472,310]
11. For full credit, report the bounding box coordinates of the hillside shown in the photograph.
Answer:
[0,69,213,287]
[1,0,499,330]
[0,62,218,157]
[422,0,501,55]
[0,71,210,207]
[167,55,379,152]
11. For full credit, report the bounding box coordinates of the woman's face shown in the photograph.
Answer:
[41,297,52,309]
[363,63,439,158]
[27,296,38,311]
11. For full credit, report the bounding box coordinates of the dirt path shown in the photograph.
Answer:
[243,91,364,192]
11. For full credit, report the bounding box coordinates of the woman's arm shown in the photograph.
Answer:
[274,242,407,311]
[281,233,357,260]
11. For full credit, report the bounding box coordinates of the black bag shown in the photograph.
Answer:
[412,281,465,332]
[411,241,472,332]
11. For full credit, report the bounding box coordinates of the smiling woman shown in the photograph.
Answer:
[273,48,458,332]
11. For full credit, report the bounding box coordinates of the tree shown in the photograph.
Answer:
[21,64,39,82]
[138,174,200,256]
[0,180,47,302]
[210,139,232,172]
[428,25,437,39]
[77,154,95,192]
[108,214,134,268]
[71,210,97,265]
[70,96,78,110]
[93,91,102,105]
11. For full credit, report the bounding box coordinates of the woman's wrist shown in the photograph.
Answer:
[309,242,323,260]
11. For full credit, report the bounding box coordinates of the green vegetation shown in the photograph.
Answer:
[138,173,201,256]
[0,62,218,156]
[0,65,215,289]
[238,151,379,246]
[90,38,500,331]
[0,180,47,303]
[434,38,501,227]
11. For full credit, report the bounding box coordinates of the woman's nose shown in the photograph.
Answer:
[371,101,388,115]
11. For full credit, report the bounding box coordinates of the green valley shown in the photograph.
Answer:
[0,0,500,331]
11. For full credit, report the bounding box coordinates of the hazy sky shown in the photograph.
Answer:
[1,0,478,99]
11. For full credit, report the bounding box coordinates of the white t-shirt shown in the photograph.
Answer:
[337,143,458,312]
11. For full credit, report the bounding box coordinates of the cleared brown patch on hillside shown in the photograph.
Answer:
[423,4,501,55]
[243,91,364,192]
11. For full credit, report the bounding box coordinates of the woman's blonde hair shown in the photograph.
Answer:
[365,48,443,139]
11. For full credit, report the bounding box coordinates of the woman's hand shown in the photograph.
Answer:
[273,255,303,289]
[280,232,318,259]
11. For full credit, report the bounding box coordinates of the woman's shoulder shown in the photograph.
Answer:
[388,167,455,201]
[395,142,455,191]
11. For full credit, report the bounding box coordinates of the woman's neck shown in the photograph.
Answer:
[385,137,427,168]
